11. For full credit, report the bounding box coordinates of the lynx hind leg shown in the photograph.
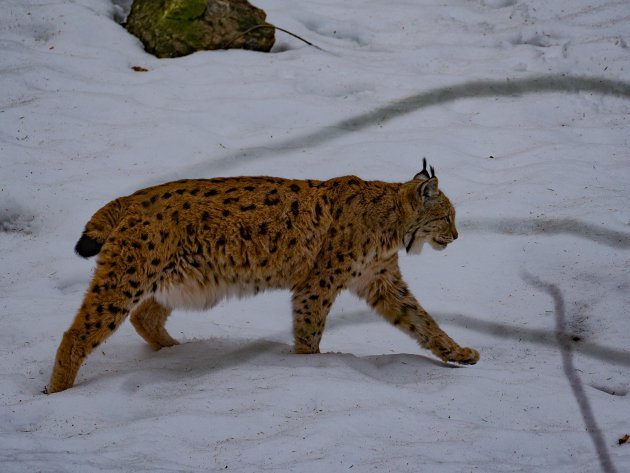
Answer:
[49,253,156,393]
[354,265,479,365]
[49,288,135,394]
[130,297,178,350]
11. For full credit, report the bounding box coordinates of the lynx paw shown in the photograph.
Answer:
[448,347,479,365]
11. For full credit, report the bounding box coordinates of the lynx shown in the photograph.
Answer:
[48,160,478,393]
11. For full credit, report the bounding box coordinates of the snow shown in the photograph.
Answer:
[1,0,629,471]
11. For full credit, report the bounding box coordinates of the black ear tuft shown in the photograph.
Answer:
[75,233,102,258]
[414,158,437,181]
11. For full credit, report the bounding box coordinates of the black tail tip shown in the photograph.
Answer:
[74,234,102,258]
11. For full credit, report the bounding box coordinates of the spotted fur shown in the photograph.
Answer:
[49,165,478,393]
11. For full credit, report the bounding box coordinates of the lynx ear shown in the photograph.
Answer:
[418,176,439,200]
[413,158,435,182]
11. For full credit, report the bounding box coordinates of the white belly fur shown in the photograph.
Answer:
[154,279,260,311]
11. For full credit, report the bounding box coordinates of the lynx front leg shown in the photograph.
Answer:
[352,260,479,365]
[130,297,178,350]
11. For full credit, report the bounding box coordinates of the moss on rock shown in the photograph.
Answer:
[126,0,275,58]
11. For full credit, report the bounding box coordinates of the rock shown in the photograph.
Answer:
[125,0,275,58]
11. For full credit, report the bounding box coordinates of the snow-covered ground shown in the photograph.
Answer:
[1,0,629,471]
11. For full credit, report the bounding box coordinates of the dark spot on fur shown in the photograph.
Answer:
[216,237,226,246]
[190,188,199,196]
[162,192,172,199]
[176,189,186,195]
[291,201,299,217]
[309,294,319,300]
[148,242,155,250]
[289,237,297,247]
[224,197,239,205]
[286,219,293,230]
[202,211,210,221]
[126,267,137,274]
[141,233,148,241]
[171,211,179,223]
[204,190,218,197]
[264,197,280,206]
[108,322,117,331]
[186,223,195,235]
[183,202,191,210]
[244,186,256,191]
[129,280,140,288]
[319,279,326,287]
[108,304,121,314]
[226,187,238,193]
[142,200,151,208]
[315,202,322,219]
[222,210,231,217]
[371,192,386,204]
[151,258,160,266]
[290,184,300,193]
[260,259,268,267]
[258,223,268,235]
[156,213,163,220]
[240,227,252,240]
[240,204,256,211]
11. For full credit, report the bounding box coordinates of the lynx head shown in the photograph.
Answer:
[401,159,458,255]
